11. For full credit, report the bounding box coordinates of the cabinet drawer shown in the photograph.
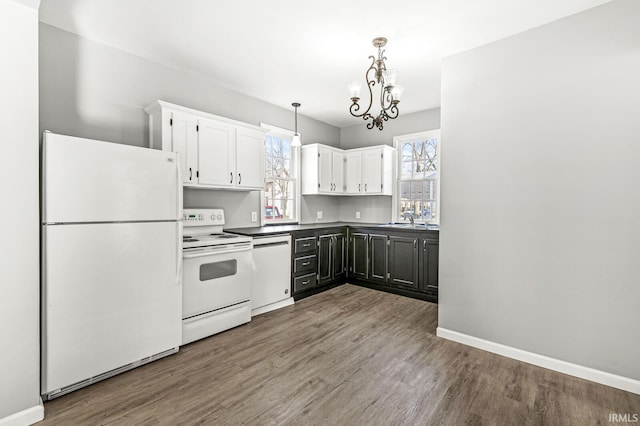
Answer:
[294,237,316,254]
[294,255,317,274]
[293,273,317,293]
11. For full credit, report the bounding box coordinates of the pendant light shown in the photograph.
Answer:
[291,102,301,147]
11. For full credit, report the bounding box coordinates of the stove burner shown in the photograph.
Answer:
[183,238,198,242]
[212,234,238,239]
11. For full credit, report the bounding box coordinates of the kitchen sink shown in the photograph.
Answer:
[380,222,430,229]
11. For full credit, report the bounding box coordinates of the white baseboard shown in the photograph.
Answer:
[251,297,294,317]
[436,327,640,395]
[0,399,44,426]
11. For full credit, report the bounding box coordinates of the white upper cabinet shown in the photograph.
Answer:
[302,143,393,196]
[146,101,266,190]
[198,118,235,187]
[344,146,395,196]
[236,127,266,189]
[302,144,345,195]
[345,151,363,194]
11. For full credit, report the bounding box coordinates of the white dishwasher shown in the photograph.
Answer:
[251,234,294,316]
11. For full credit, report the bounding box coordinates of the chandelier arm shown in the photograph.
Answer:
[379,84,394,112]
[349,56,377,119]
[387,104,399,120]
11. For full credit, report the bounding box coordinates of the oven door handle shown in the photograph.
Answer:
[183,246,252,259]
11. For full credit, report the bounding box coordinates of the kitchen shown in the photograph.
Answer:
[2,0,640,425]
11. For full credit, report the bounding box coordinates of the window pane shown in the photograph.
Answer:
[400,161,413,179]
[266,156,274,178]
[273,180,291,199]
[423,138,438,173]
[282,140,291,159]
[401,143,413,162]
[281,199,295,220]
[265,135,272,157]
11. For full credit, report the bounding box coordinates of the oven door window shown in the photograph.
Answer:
[200,259,237,281]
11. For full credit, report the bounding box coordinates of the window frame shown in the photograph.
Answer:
[392,129,442,225]
[260,123,301,226]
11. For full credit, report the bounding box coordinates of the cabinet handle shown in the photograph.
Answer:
[414,240,417,249]
[302,243,310,247]
[365,183,368,192]
[423,240,427,250]
[238,173,242,185]
[230,172,233,184]
[189,167,192,181]
[302,280,310,285]
[302,262,311,266]
[358,183,361,192]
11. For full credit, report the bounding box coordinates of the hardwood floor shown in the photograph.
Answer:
[41,284,639,425]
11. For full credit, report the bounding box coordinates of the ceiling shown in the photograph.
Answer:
[39,0,611,128]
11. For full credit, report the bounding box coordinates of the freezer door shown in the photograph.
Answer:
[42,222,182,394]
[42,132,181,223]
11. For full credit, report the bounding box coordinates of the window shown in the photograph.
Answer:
[394,130,441,224]
[262,125,299,224]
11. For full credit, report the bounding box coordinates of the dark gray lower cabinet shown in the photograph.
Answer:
[369,234,388,283]
[420,238,439,295]
[349,233,368,279]
[348,228,438,303]
[293,226,437,302]
[388,236,419,289]
[318,232,346,285]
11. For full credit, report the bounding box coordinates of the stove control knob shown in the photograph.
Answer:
[210,214,216,220]
[217,213,223,220]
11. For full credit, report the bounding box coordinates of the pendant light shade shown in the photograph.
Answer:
[291,102,301,147]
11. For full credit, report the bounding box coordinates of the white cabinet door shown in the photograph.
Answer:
[345,152,362,194]
[236,128,265,189]
[363,147,383,194]
[198,119,236,187]
[170,112,198,184]
[318,146,333,193]
[332,150,345,193]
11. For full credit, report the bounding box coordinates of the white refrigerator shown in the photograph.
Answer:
[41,132,183,399]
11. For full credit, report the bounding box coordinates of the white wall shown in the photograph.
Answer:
[39,23,341,227]
[0,0,43,423]
[439,0,640,382]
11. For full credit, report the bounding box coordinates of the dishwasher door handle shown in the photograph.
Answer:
[254,241,290,249]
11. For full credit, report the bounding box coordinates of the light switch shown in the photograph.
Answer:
[356,211,361,219]
[317,211,323,219]
[251,211,257,222]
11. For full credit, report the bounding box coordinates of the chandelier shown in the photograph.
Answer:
[348,37,404,131]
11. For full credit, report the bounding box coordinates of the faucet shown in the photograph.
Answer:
[409,214,414,225]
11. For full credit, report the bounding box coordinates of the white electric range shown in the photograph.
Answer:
[181,208,253,345]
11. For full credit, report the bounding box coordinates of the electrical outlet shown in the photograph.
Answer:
[317,211,323,219]
[355,211,361,219]
[251,211,257,222]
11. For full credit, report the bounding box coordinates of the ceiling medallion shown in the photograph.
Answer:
[348,37,404,131]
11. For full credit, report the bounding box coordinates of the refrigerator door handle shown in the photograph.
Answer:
[176,222,183,286]
[176,153,183,220]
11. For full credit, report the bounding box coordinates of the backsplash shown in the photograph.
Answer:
[183,189,260,229]
[339,195,393,224]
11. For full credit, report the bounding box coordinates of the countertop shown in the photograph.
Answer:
[226,221,440,237]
